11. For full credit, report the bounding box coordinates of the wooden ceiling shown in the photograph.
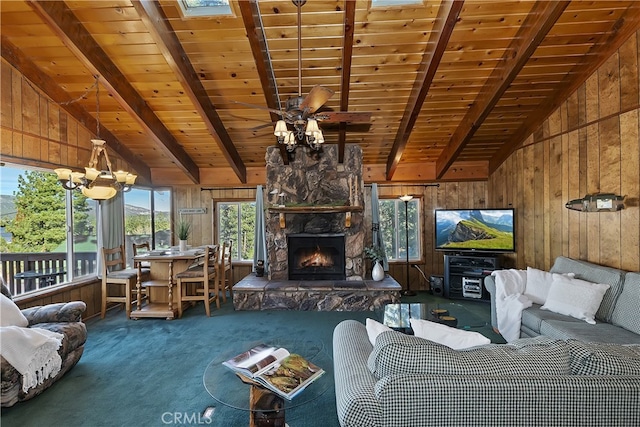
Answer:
[2,0,640,186]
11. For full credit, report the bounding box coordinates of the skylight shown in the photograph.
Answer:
[371,0,423,7]
[178,0,232,17]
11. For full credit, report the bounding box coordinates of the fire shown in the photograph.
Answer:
[298,246,335,268]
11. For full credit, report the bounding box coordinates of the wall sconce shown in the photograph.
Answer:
[565,193,625,212]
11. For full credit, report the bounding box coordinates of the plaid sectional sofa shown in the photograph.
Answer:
[485,256,640,344]
[333,319,640,427]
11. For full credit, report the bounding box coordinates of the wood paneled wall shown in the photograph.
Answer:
[365,182,488,291]
[171,185,257,284]
[1,59,131,172]
[489,31,640,273]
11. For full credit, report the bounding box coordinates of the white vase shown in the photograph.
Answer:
[179,240,187,252]
[372,261,385,281]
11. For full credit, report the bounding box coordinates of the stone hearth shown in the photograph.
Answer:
[233,274,401,311]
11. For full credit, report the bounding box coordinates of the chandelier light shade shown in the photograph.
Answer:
[55,77,136,201]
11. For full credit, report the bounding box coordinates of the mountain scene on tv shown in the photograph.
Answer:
[436,210,514,251]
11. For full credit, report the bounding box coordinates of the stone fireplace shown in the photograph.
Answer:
[265,144,365,281]
[231,144,401,311]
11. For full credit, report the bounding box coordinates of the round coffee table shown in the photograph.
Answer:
[203,339,333,425]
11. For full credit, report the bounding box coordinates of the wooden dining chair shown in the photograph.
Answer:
[101,245,138,319]
[175,245,220,317]
[217,240,233,303]
[131,241,151,301]
[132,241,151,270]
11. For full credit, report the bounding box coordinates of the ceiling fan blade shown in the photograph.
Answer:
[314,111,372,123]
[299,85,335,113]
[231,100,288,118]
[250,122,275,132]
[319,122,372,133]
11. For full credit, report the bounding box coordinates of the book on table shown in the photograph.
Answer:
[222,344,325,400]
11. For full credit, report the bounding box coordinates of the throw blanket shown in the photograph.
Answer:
[0,326,64,392]
[491,269,532,342]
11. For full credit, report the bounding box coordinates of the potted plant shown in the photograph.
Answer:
[177,220,191,251]
[364,245,385,281]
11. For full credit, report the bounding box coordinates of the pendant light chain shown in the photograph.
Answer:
[95,76,100,138]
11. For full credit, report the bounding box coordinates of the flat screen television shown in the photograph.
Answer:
[435,208,515,253]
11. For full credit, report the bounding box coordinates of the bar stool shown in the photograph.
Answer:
[101,245,138,319]
[218,241,233,303]
[176,245,220,317]
[132,241,152,302]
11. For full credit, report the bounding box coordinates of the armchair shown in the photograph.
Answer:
[1,284,87,407]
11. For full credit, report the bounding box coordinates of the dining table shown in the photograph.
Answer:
[131,247,206,320]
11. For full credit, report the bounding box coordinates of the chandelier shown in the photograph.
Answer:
[54,76,136,201]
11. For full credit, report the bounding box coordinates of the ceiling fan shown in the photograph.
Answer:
[235,0,372,151]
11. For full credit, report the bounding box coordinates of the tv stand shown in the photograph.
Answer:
[443,254,500,301]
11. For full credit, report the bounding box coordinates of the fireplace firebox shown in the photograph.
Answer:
[287,233,346,280]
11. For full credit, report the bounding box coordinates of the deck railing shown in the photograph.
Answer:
[0,252,97,296]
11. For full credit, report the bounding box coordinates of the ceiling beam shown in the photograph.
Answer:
[435,0,569,179]
[1,35,152,185]
[132,0,246,183]
[27,0,200,184]
[238,0,289,165]
[386,0,463,180]
[489,3,640,173]
[337,0,356,163]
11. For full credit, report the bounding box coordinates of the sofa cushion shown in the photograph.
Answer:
[367,331,570,379]
[365,318,392,346]
[409,318,490,349]
[524,267,556,304]
[0,294,28,327]
[550,256,625,321]
[610,272,640,335]
[106,268,138,279]
[541,275,610,324]
[567,340,640,375]
[539,319,640,344]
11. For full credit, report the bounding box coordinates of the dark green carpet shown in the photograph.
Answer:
[1,291,503,427]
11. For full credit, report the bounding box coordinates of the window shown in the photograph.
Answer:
[0,164,98,296]
[371,0,423,7]
[378,198,421,262]
[178,0,232,17]
[124,188,171,264]
[216,201,255,262]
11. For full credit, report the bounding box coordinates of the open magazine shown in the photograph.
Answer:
[222,344,325,400]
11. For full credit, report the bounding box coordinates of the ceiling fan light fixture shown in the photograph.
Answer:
[274,120,288,137]
[305,118,319,135]
[284,131,297,152]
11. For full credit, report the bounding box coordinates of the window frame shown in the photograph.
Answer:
[0,164,99,296]
[123,186,172,251]
[378,197,422,263]
[214,199,256,263]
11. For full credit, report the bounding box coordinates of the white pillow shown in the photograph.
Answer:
[0,293,28,327]
[541,275,610,324]
[365,318,392,346]
[409,318,490,350]
[524,267,556,304]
